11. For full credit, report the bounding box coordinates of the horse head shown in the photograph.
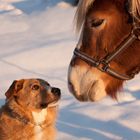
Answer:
[68,0,140,101]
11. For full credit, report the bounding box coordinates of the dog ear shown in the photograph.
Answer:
[5,79,24,99]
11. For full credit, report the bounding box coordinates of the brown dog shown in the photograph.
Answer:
[0,79,61,140]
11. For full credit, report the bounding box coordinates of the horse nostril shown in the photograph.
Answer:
[40,103,47,108]
[51,88,61,96]
[68,81,74,93]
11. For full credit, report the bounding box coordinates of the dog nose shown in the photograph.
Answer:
[51,88,61,96]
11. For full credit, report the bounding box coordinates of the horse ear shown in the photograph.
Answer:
[5,79,24,99]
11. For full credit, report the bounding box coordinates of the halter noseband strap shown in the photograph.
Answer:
[74,24,140,80]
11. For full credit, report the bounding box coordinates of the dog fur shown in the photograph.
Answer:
[0,79,61,140]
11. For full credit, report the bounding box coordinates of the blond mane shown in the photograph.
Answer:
[75,0,95,33]
[131,0,140,22]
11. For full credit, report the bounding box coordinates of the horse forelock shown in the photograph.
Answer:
[131,0,140,22]
[75,0,95,33]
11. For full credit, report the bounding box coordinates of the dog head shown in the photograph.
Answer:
[5,79,61,111]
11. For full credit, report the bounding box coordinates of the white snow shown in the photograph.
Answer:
[0,0,140,140]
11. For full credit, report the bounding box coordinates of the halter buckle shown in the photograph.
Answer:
[97,60,109,72]
[132,26,140,40]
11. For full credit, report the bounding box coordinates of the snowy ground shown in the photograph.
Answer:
[0,0,140,140]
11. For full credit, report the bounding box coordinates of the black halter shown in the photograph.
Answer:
[74,19,140,80]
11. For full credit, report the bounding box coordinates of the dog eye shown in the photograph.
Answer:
[90,19,104,28]
[32,85,40,90]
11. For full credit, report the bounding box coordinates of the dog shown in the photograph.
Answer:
[0,79,61,140]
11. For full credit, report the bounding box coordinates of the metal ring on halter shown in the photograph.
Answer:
[132,26,140,40]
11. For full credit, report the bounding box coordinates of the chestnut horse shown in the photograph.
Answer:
[68,0,140,101]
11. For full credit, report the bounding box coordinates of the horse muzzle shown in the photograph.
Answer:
[68,63,107,102]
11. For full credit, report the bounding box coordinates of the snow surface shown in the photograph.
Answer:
[0,0,140,140]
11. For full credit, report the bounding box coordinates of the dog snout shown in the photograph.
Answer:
[51,88,61,96]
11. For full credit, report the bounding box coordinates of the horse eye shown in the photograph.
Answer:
[32,85,40,90]
[90,19,104,28]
